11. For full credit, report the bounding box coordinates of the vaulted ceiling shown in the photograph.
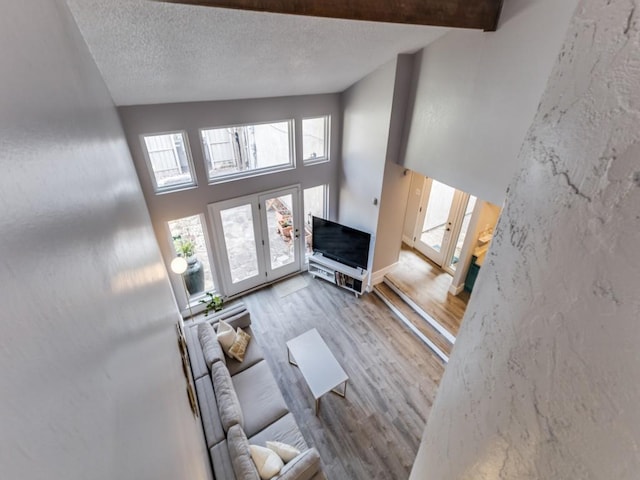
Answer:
[67,0,500,106]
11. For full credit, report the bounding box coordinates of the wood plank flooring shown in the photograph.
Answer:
[240,274,445,480]
[386,245,469,336]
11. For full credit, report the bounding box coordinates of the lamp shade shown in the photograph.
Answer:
[171,257,188,275]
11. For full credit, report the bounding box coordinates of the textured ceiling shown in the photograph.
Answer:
[66,0,448,106]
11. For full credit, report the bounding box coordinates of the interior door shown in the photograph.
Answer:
[209,186,302,297]
[414,179,468,268]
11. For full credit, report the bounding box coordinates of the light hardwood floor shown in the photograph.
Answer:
[238,274,445,480]
[386,245,469,336]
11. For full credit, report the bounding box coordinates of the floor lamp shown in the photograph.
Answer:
[171,257,194,319]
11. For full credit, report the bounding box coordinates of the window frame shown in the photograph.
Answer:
[199,119,296,185]
[140,130,197,194]
[302,115,331,166]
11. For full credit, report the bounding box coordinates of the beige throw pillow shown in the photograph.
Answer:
[266,441,300,463]
[250,444,283,480]
[216,320,236,356]
[228,327,251,362]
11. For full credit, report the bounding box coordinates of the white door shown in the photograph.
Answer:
[414,179,471,271]
[209,186,302,296]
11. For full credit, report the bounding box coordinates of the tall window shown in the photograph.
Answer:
[142,132,196,193]
[168,215,215,298]
[302,116,329,164]
[303,185,328,259]
[200,120,293,183]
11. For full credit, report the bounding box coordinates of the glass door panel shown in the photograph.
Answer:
[220,204,260,283]
[448,196,476,272]
[416,180,457,265]
[210,197,265,296]
[259,187,302,278]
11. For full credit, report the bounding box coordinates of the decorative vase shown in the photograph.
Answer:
[184,256,205,295]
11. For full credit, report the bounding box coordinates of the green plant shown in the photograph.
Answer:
[178,240,195,258]
[199,292,224,316]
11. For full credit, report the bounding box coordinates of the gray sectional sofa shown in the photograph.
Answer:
[184,303,326,480]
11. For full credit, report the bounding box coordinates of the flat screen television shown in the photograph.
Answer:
[312,217,371,270]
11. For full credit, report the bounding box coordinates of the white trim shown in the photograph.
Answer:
[383,278,457,344]
[373,288,448,363]
[371,262,399,285]
[448,283,465,296]
[402,234,414,247]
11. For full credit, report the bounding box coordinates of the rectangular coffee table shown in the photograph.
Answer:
[286,328,348,415]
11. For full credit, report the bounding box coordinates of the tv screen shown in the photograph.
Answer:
[312,217,371,270]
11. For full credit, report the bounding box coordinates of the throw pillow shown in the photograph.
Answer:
[216,320,236,356]
[228,327,251,362]
[250,444,284,480]
[266,441,300,463]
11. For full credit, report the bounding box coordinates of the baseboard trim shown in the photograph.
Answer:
[402,235,414,247]
[373,287,449,363]
[448,283,465,296]
[371,262,399,285]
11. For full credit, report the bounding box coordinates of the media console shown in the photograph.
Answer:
[308,253,369,297]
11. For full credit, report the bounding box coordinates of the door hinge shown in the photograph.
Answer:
[262,240,265,246]
[258,203,261,210]
[265,272,268,277]
[413,237,416,241]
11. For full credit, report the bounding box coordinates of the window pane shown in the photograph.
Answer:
[201,121,292,181]
[168,215,215,297]
[421,180,456,253]
[143,132,195,192]
[303,185,327,258]
[302,117,328,163]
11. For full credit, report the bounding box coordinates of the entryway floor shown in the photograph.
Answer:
[386,244,470,336]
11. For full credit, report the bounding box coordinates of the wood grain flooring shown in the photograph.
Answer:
[386,245,469,336]
[240,273,445,480]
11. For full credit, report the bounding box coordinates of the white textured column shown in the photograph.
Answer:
[411,0,640,478]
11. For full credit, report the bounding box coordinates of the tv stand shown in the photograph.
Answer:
[308,253,369,297]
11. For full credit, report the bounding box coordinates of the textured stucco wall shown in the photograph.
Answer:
[411,0,640,478]
[0,2,210,479]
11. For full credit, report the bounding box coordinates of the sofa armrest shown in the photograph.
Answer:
[274,448,322,480]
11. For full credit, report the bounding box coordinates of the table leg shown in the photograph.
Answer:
[315,397,320,416]
[287,346,298,366]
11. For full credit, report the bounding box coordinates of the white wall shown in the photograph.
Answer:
[0,2,209,479]
[119,95,341,301]
[403,0,580,205]
[339,59,397,240]
[411,0,640,477]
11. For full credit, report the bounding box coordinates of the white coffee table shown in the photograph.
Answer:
[286,328,348,415]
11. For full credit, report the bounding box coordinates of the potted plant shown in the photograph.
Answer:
[199,292,224,316]
[177,239,205,295]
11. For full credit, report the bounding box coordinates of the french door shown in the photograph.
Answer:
[414,179,474,274]
[209,186,302,296]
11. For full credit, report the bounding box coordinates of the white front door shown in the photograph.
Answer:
[414,179,471,271]
[209,186,302,296]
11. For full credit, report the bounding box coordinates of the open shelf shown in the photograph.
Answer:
[308,253,368,297]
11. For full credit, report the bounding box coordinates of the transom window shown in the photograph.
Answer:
[142,132,196,193]
[200,120,294,183]
[302,116,330,164]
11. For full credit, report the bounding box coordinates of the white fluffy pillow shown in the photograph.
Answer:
[216,320,236,355]
[250,444,284,480]
[266,441,300,463]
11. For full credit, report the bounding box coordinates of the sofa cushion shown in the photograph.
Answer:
[211,362,244,432]
[232,360,289,437]
[195,376,225,448]
[266,441,300,464]
[210,440,236,480]
[228,327,251,362]
[228,425,260,480]
[250,445,284,480]
[198,322,226,368]
[217,320,237,356]
[248,413,307,453]
[273,448,321,480]
[227,327,264,376]
[185,323,208,380]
